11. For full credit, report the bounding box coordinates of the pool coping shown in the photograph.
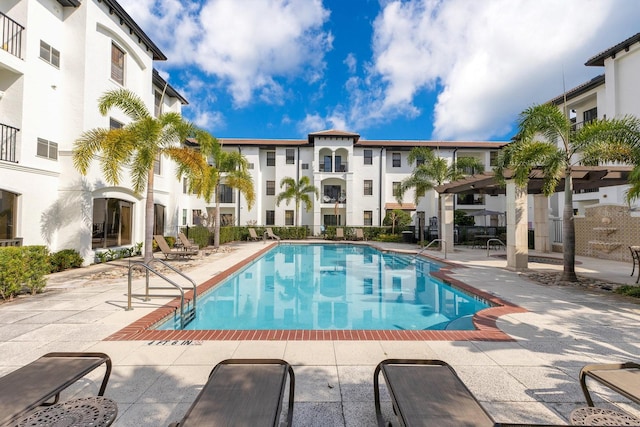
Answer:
[105,242,526,342]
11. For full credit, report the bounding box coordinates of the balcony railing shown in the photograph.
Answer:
[1,12,24,59]
[0,123,18,162]
[319,163,349,173]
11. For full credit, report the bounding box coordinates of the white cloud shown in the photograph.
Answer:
[346,0,640,139]
[119,0,332,107]
[344,53,357,74]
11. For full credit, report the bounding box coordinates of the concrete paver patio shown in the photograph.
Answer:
[1,241,639,426]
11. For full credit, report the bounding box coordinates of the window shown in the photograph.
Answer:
[153,152,161,175]
[266,180,275,196]
[392,276,402,292]
[285,210,294,226]
[301,163,309,170]
[248,163,254,170]
[92,198,132,249]
[489,151,498,167]
[154,90,162,117]
[266,151,275,166]
[219,184,234,203]
[192,209,202,225]
[266,210,275,225]
[363,278,373,295]
[182,209,187,226]
[153,204,165,236]
[323,185,341,202]
[39,40,60,67]
[335,155,343,172]
[109,118,123,129]
[0,190,17,239]
[36,138,58,160]
[392,153,401,167]
[584,107,597,124]
[322,155,332,172]
[416,157,425,166]
[182,177,189,194]
[364,149,372,165]
[111,43,125,85]
[392,182,401,197]
[286,149,295,164]
[364,180,373,196]
[364,210,373,226]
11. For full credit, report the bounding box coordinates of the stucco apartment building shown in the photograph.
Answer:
[548,32,640,219]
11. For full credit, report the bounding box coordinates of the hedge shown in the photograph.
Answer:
[0,246,49,300]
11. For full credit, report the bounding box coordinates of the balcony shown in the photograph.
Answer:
[1,12,23,59]
[0,123,18,163]
[319,163,349,173]
[457,194,485,205]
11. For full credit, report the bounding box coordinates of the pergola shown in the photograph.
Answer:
[434,166,633,270]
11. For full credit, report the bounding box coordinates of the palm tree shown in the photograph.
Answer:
[73,88,194,262]
[276,176,319,226]
[398,147,483,237]
[495,103,640,282]
[177,130,255,248]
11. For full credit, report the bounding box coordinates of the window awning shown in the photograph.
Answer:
[385,203,417,211]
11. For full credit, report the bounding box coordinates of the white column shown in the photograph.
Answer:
[506,181,528,271]
[533,194,550,253]
[440,193,454,256]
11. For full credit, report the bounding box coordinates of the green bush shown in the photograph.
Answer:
[0,247,24,300]
[182,226,211,247]
[383,209,412,232]
[49,249,83,273]
[615,285,640,298]
[374,233,403,243]
[23,246,49,295]
[0,246,50,299]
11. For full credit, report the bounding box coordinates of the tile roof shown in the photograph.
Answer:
[585,32,640,66]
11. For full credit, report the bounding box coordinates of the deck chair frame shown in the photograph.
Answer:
[0,352,112,426]
[579,362,640,407]
[266,228,280,240]
[248,228,261,241]
[374,359,496,427]
[336,227,344,240]
[171,359,294,427]
[154,235,197,259]
[177,232,199,251]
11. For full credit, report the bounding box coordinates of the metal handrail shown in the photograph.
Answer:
[126,259,197,329]
[486,238,505,256]
[0,11,24,59]
[416,238,447,259]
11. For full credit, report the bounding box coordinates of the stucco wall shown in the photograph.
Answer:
[575,204,640,262]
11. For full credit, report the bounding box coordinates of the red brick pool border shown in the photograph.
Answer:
[105,243,526,342]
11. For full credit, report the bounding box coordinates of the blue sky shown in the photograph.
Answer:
[120,0,640,141]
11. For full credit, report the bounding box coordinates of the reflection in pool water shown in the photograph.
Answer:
[157,244,490,331]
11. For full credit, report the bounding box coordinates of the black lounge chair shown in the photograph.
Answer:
[170,359,295,427]
[0,352,112,426]
[374,359,496,427]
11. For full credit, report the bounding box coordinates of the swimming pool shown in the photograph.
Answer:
[157,243,490,331]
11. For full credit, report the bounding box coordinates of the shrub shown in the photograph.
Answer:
[49,249,83,273]
[0,247,24,300]
[182,226,211,247]
[615,285,640,298]
[374,233,403,243]
[23,246,49,295]
[0,246,50,299]
[383,209,412,233]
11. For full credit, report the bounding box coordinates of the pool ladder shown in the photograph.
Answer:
[416,239,447,259]
[126,259,197,329]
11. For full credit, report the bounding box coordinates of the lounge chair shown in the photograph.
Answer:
[336,227,344,240]
[0,352,112,426]
[355,228,365,241]
[170,359,295,427]
[248,228,261,241]
[266,228,280,240]
[154,235,198,259]
[374,359,496,427]
[579,362,640,407]
[630,246,640,280]
[177,232,199,251]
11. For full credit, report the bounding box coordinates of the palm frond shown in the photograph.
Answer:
[98,88,150,121]
[72,128,110,174]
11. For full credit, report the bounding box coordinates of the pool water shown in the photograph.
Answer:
[157,244,490,331]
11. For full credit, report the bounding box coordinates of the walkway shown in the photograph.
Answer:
[0,241,639,426]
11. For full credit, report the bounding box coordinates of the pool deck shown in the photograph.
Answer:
[2,240,640,426]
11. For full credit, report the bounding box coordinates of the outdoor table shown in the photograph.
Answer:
[17,397,117,427]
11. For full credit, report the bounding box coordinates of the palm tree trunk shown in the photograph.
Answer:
[295,199,300,227]
[144,170,155,263]
[561,172,577,281]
